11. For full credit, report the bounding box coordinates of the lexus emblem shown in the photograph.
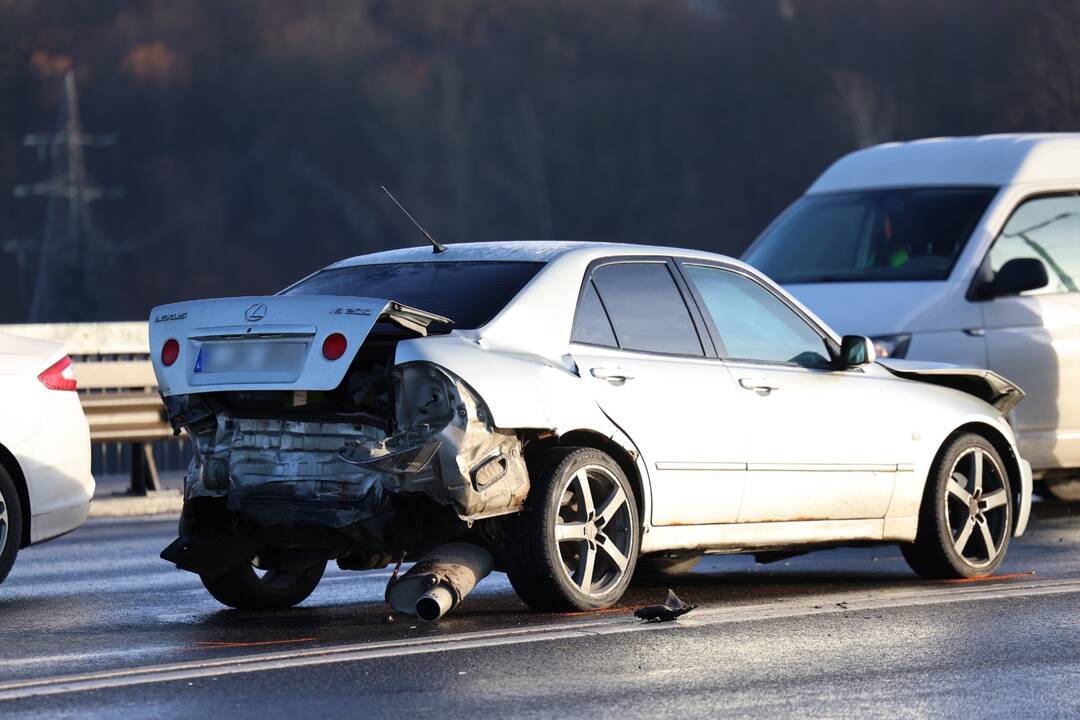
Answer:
[244,303,268,322]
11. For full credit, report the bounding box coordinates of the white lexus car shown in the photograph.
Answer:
[0,332,95,585]
[150,242,1032,614]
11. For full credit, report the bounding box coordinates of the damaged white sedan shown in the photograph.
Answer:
[149,242,1032,619]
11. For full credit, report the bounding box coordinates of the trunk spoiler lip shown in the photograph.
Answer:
[384,302,452,336]
[877,358,1025,415]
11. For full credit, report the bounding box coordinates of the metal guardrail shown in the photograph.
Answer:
[0,322,181,494]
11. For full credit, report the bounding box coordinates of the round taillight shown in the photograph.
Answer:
[322,333,347,361]
[161,338,180,367]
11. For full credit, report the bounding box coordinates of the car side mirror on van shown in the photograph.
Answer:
[839,335,876,368]
[989,258,1049,298]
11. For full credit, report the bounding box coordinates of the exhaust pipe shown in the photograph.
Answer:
[385,542,493,622]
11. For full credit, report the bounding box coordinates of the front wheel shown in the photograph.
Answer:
[508,447,640,612]
[902,433,1013,579]
[200,561,326,610]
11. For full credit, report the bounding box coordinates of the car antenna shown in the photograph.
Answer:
[380,185,446,254]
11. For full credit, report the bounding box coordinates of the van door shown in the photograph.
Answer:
[568,259,749,526]
[981,193,1080,469]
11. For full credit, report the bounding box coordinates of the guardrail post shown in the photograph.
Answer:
[130,441,161,495]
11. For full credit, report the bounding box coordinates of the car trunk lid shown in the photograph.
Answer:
[148,295,448,397]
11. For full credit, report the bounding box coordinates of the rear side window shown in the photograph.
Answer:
[571,281,618,347]
[584,262,704,356]
[989,194,1080,295]
[282,261,543,330]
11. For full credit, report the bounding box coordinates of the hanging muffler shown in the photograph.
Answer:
[385,542,494,622]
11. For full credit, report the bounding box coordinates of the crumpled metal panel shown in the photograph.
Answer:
[185,416,385,504]
[341,362,530,521]
[878,359,1025,414]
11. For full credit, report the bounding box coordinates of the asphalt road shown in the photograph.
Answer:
[1,502,1078,718]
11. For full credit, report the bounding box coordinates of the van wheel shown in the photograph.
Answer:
[508,447,640,612]
[0,466,23,585]
[200,561,326,610]
[902,433,1012,579]
[1042,474,1080,502]
[632,552,702,585]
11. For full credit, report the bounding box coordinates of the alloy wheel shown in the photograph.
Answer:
[945,447,1010,569]
[553,465,634,597]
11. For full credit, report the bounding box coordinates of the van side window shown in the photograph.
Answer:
[588,262,704,356]
[991,195,1080,295]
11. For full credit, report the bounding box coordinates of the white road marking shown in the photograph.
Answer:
[1,576,1078,701]
[0,646,177,669]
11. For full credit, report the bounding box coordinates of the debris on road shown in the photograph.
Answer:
[634,589,696,622]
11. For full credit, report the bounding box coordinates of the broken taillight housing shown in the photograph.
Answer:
[323,333,347,360]
[38,355,78,391]
[161,338,180,367]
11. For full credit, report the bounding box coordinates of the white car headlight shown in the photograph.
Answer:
[871,334,911,359]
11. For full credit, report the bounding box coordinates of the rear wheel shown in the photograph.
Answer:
[0,466,23,585]
[902,433,1013,579]
[508,447,640,612]
[200,561,326,610]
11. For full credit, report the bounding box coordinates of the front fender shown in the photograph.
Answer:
[885,384,1030,541]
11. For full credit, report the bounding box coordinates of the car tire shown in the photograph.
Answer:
[507,447,640,612]
[0,465,22,586]
[902,433,1013,579]
[200,561,326,610]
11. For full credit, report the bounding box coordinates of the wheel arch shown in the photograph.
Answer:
[0,442,31,548]
[538,429,650,526]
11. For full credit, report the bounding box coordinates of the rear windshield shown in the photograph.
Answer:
[281,261,544,329]
[744,187,997,283]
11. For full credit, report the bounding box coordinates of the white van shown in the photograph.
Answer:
[743,134,1080,500]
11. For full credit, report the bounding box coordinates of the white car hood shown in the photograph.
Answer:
[783,281,961,336]
[878,358,1024,415]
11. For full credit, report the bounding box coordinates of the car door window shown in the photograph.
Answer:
[587,262,704,356]
[990,194,1080,295]
[571,280,618,347]
[683,264,831,367]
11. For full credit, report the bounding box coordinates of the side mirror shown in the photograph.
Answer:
[990,258,1049,298]
[840,335,876,368]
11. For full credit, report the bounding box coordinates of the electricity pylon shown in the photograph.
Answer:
[12,70,124,322]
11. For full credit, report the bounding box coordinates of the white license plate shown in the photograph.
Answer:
[194,341,307,374]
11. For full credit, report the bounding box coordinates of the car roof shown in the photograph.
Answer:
[328,240,743,267]
[809,133,1080,193]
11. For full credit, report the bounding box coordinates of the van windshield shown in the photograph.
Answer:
[744,187,997,283]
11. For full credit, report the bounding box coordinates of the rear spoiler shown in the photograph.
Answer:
[878,359,1024,415]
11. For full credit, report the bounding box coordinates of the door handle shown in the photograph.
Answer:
[738,376,778,394]
[590,366,634,384]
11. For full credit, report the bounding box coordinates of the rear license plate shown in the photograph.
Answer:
[194,341,307,374]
